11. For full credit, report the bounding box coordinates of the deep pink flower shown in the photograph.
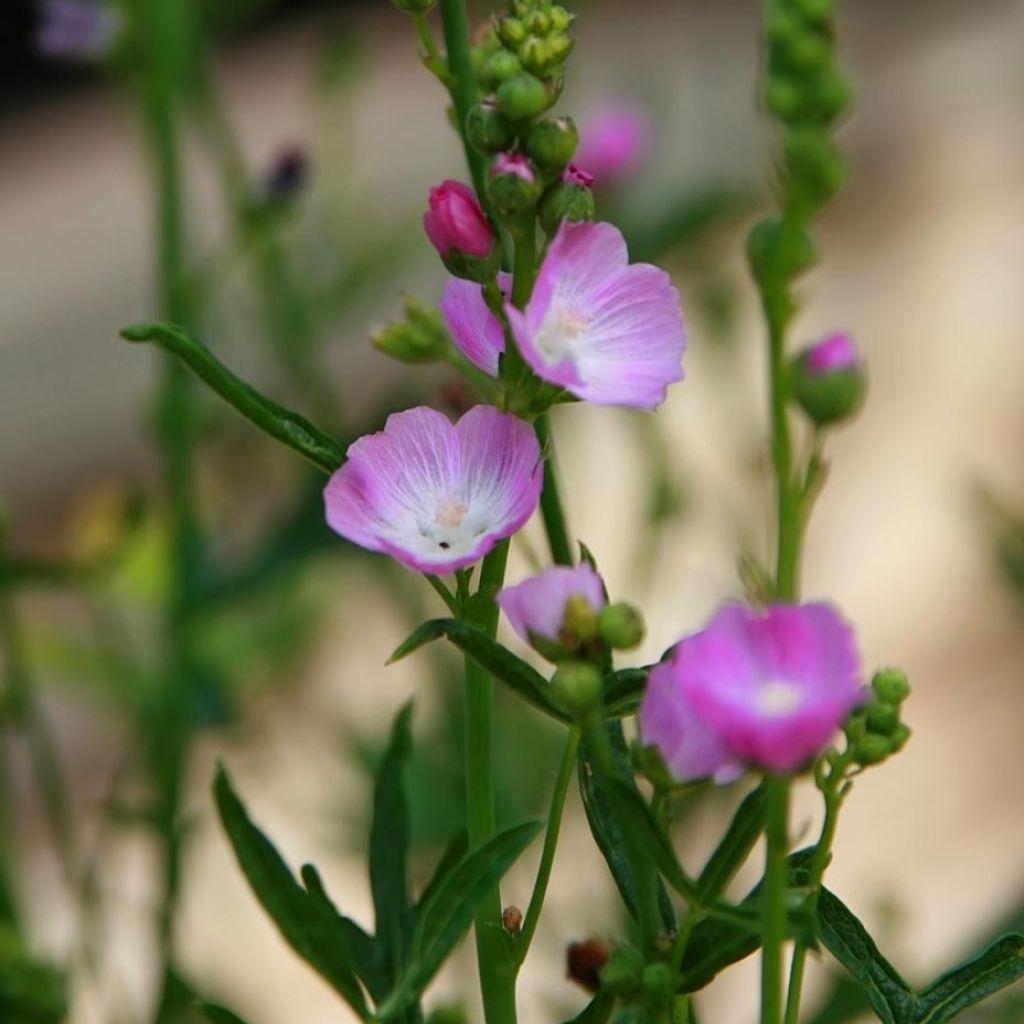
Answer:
[439,273,511,376]
[805,332,858,375]
[491,152,536,183]
[639,603,863,778]
[504,221,685,409]
[562,163,595,189]
[423,181,494,259]
[575,106,651,184]
[323,406,542,573]
[497,564,605,645]
[35,0,119,61]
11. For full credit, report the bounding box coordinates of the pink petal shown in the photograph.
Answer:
[497,563,605,643]
[439,273,511,376]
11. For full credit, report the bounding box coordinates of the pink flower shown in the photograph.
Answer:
[562,163,595,189]
[639,603,863,779]
[805,332,858,374]
[491,152,536,183]
[497,564,606,645]
[504,221,685,409]
[35,0,119,61]
[439,273,511,376]
[575,106,651,185]
[323,406,542,573]
[423,181,494,259]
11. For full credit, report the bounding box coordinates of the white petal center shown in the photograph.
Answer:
[412,492,489,555]
[756,680,802,717]
[535,304,589,363]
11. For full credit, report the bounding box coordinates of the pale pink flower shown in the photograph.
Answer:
[639,603,863,779]
[439,273,511,376]
[575,106,651,184]
[497,564,605,645]
[805,332,858,374]
[423,181,494,259]
[491,152,536,182]
[504,221,685,409]
[323,406,542,573]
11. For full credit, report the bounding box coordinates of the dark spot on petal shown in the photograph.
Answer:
[439,541,450,549]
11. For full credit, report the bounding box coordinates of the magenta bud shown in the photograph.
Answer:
[487,153,542,218]
[423,180,499,282]
[791,331,865,426]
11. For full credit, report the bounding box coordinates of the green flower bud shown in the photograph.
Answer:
[872,668,910,705]
[487,152,543,217]
[496,72,551,120]
[372,295,448,364]
[764,76,805,121]
[865,701,900,736]
[548,5,573,31]
[890,722,912,752]
[482,47,522,88]
[792,0,836,26]
[525,115,578,169]
[783,129,848,213]
[551,661,603,717]
[538,167,595,234]
[746,216,817,288]
[562,592,599,646]
[544,32,574,67]
[598,945,645,997]
[783,31,830,73]
[844,714,866,743]
[525,9,551,33]
[597,602,645,650]
[519,35,555,75]
[641,963,675,1014]
[813,68,854,122]
[466,100,514,154]
[790,334,865,426]
[497,16,528,47]
[854,732,893,766]
[391,0,436,12]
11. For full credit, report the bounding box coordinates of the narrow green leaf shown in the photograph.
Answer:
[213,764,369,1018]
[416,831,470,914]
[370,703,416,990]
[561,991,616,1024]
[914,934,1024,1024]
[198,1003,251,1024]
[378,820,542,1020]
[388,618,569,723]
[815,887,915,1024]
[603,667,649,719]
[121,321,344,474]
[805,974,873,1024]
[695,783,767,905]
[578,721,676,931]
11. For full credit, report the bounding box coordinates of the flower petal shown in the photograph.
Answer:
[440,274,510,376]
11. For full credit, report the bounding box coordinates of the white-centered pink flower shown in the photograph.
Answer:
[504,221,685,409]
[323,406,542,573]
[497,564,606,645]
[440,273,511,376]
[639,602,863,779]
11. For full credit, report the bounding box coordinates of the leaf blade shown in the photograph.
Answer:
[695,783,767,906]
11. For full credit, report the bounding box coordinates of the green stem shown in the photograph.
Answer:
[437,0,488,204]
[761,776,790,1024]
[534,414,573,566]
[515,726,580,970]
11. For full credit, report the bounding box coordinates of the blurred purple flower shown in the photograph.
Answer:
[497,563,605,645]
[323,406,541,574]
[504,220,685,409]
[575,105,652,185]
[639,602,863,779]
[35,0,119,62]
[439,273,511,376]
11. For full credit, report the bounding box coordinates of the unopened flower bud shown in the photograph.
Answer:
[548,5,573,31]
[482,47,522,87]
[525,115,579,169]
[746,216,817,287]
[551,662,603,717]
[641,963,675,1014]
[391,0,436,12]
[793,0,835,21]
[791,332,864,426]
[890,722,911,752]
[502,905,523,932]
[466,100,514,154]
[538,165,595,234]
[853,732,893,766]
[497,16,527,47]
[598,944,644,996]
[423,180,500,282]
[783,129,848,212]
[784,31,830,73]
[872,668,910,705]
[815,69,854,122]
[567,938,611,993]
[488,152,542,217]
[496,72,551,120]
[597,602,645,650]
[864,700,899,736]
[372,295,448,364]
[562,592,599,646]
[764,77,805,121]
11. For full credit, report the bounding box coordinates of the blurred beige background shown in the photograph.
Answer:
[2,0,1024,1021]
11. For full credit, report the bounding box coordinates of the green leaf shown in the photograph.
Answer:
[914,935,1024,1024]
[121,321,344,474]
[0,927,67,1024]
[561,991,616,1024]
[213,764,370,1018]
[578,721,676,931]
[603,667,649,719]
[388,618,569,723]
[815,888,915,1024]
[804,973,872,1024]
[370,703,416,992]
[377,820,542,1020]
[695,784,767,905]
[198,1003,251,1024]
[416,831,470,914]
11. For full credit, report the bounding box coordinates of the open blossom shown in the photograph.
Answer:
[440,273,511,376]
[423,181,494,259]
[575,106,651,184]
[804,331,859,374]
[639,602,863,779]
[497,563,605,645]
[504,220,685,409]
[323,406,541,573]
[35,0,120,61]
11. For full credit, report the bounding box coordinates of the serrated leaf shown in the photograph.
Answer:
[377,820,542,1020]
[370,703,415,992]
[578,721,675,931]
[695,784,767,906]
[198,1003,251,1024]
[388,619,569,723]
[815,888,915,1024]
[914,934,1024,1024]
[121,321,343,474]
[213,764,369,1018]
